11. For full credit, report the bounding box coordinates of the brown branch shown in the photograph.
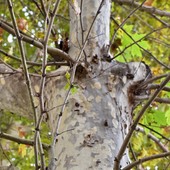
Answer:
[122,152,170,170]
[129,143,138,169]
[0,131,49,150]
[0,19,75,63]
[140,74,168,87]
[0,143,12,165]
[150,13,170,27]
[147,84,170,92]
[114,73,170,170]
[37,1,61,169]
[139,123,170,142]
[7,0,41,168]
[135,96,170,104]
[0,49,68,66]
[114,0,170,17]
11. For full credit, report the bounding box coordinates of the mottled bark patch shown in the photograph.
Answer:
[0,75,5,85]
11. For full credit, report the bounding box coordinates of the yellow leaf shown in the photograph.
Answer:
[18,144,27,157]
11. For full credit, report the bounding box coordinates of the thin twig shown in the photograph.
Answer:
[114,0,170,17]
[135,96,170,104]
[0,143,12,165]
[109,0,147,52]
[7,0,39,168]
[146,84,170,92]
[0,131,49,150]
[0,19,74,63]
[111,18,170,69]
[139,123,170,142]
[129,143,138,170]
[36,0,61,169]
[122,151,170,170]
[136,126,169,152]
[0,49,68,66]
[140,74,168,87]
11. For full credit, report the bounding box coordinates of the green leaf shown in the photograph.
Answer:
[71,85,78,94]
[131,45,142,57]
[123,24,133,33]
[64,83,70,90]
[138,40,150,50]
[118,24,150,60]
[165,109,170,124]
[65,71,70,80]
[153,110,167,126]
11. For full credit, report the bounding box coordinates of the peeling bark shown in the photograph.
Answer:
[45,60,148,169]
[0,60,149,169]
[0,0,151,169]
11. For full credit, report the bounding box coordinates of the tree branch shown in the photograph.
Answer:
[7,0,41,167]
[0,19,75,63]
[114,0,170,17]
[111,17,170,69]
[122,152,170,170]
[0,131,49,150]
[114,73,170,169]
[0,49,69,67]
[110,0,146,51]
[37,1,61,169]
[136,126,169,152]
[147,84,170,92]
[135,96,170,104]
[139,123,170,142]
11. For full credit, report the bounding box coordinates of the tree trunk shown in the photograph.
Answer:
[47,0,148,169]
[0,0,149,169]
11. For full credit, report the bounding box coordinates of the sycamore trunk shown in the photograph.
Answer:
[0,0,149,169]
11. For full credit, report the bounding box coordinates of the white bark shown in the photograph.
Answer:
[0,64,34,117]
[0,0,149,169]
[69,0,110,61]
[46,61,147,169]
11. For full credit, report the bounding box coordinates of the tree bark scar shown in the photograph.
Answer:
[127,80,144,105]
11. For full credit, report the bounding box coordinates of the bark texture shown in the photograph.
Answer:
[69,0,110,61]
[0,0,150,169]
[0,64,40,117]
[45,61,148,170]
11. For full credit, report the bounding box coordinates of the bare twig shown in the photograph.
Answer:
[0,19,74,63]
[136,126,169,152]
[0,143,12,165]
[110,0,147,52]
[135,96,170,104]
[149,13,170,27]
[0,49,68,66]
[139,123,170,142]
[111,18,170,69]
[36,0,61,169]
[140,74,168,87]
[146,84,170,92]
[0,131,49,150]
[122,151,170,170]
[7,0,39,168]
[80,0,84,44]
[129,143,138,170]
[114,73,170,169]
[114,0,170,17]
